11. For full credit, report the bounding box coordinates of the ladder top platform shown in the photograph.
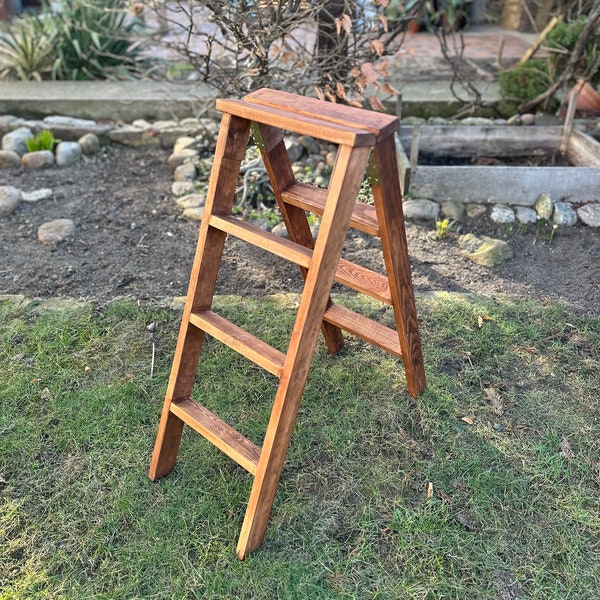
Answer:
[216,88,399,148]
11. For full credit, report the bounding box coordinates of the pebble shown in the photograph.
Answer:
[173,136,197,152]
[108,125,160,147]
[78,133,100,155]
[22,188,53,203]
[553,202,577,226]
[183,206,204,221]
[0,149,20,168]
[465,204,487,218]
[174,162,197,182]
[22,150,54,169]
[2,127,33,155]
[577,203,600,227]
[535,193,554,220]
[271,222,288,238]
[0,185,22,217]
[56,141,83,167]
[297,135,321,155]
[38,218,75,243]
[490,205,515,224]
[176,194,205,209]
[285,138,305,164]
[514,206,538,224]
[458,233,512,267]
[402,199,440,220]
[520,113,536,126]
[0,115,25,135]
[167,149,199,170]
[171,181,194,196]
[441,199,465,221]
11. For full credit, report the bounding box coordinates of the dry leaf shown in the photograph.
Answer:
[384,82,400,95]
[336,81,346,100]
[378,14,389,32]
[370,40,384,58]
[314,86,325,102]
[461,416,474,425]
[477,315,484,328]
[368,95,386,112]
[427,482,434,499]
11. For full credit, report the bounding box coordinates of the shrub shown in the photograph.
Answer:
[498,60,558,111]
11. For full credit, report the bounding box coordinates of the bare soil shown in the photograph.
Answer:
[1,144,599,314]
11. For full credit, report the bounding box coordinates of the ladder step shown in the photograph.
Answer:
[189,310,286,377]
[210,214,311,268]
[282,182,380,236]
[323,302,402,358]
[211,213,391,304]
[170,397,261,475]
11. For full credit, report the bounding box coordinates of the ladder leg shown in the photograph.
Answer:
[254,123,345,353]
[149,114,251,480]
[236,144,372,558]
[371,135,426,397]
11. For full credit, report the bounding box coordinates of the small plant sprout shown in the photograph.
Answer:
[548,223,558,242]
[25,130,57,152]
[436,218,454,240]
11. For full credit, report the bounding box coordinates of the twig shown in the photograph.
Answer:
[560,84,580,154]
[517,16,560,67]
[150,338,156,378]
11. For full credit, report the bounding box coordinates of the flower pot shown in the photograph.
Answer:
[560,79,600,119]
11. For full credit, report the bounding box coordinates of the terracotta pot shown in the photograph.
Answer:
[570,79,600,117]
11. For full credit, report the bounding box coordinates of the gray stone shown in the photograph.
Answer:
[490,205,515,224]
[2,127,33,156]
[108,125,160,147]
[0,150,21,168]
[21,150,54,169]
[402,199,440,220]
[325,151,336,167]
[514,206,538,224]
[176,193,205,209]
[38,218,75,243]
[78,133,100,155]
[42,116,113,141]
[0,185,22,217]
[285,138,305,163]
[297,135,321,155]
[173,136,197,152]
[461,117,495,126]
[131,119,153,130]
[158,126,202,148]
[271,222,288,238]
[55,141,82,167]
[180,118,201,128]
[427,117,448,125]
[441,199,465,221]
[0,115,25,136]
[553,202,577,226]
[171,181,194,196]
[577,203,600,227]
[21,120,43,133]
[183,206,204,221]
[520,113,535,126]
[465,204,487,218]
[174,162,197,182]
[167,149,199,170]
[22,188,53,203]
[535,193,554,221]
[458,233,513,267]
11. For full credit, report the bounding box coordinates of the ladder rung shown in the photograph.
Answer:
[170,397,261,475]
[323,302,402,358]
[282,182,380,236]
[189,310,286,377]
[334,258,392,304]
[210,214,312,269]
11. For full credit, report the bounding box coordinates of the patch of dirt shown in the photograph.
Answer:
[1,145,599,314]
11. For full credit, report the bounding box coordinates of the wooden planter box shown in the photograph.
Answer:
[396,126,600,205]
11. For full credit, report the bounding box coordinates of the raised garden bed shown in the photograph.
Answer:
[397,125,600,205]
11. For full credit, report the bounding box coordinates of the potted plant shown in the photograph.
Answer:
[429,0,472,32]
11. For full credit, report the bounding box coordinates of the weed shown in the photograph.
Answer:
[25,130,57,152]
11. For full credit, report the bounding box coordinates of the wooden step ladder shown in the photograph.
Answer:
[149,89,426,559]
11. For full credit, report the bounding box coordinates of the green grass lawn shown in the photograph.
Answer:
[1,293,598,599]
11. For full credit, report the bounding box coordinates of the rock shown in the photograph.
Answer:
[535,193,554,221]
[271,222,288,238]
[577,203,600,227]
[465,204,487,218]
[514,206,538,224]
[0,115,25,136]
[174,162,197,182]
[458,233,513,267]
[0,150,21,168]
[520,113,536,126]
[55,141,83,167]
[173,136,197,152]
[131,119,153,130]
[157,125,202,148]
[171,181,194,196]
[285,137,305,163]
[506,114,521,125]
[441,199,465,221]
[183,206,205,221]
[402,199,440,220]
[22,188,53,203]
[427,117,448,126]
[490,205,515,224]
[42,116,113,140]
[553,202,577,226]
[2,127,33,156]
[297,135,321,155]
[461,117,495,126]
[38,219,75,243]
[0,185,22,217]
[176,193,205,209]
[21,150,54,169]
[325,151,336,167]
[403,116,426,125]
[167,149,199,170]
[108,125,160,147]
[78,133,100,155]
